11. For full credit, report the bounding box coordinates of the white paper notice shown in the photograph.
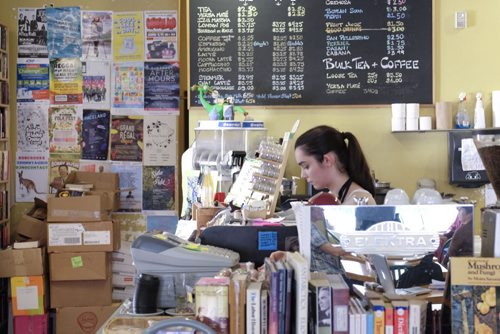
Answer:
[83,231,111,245]
[16,286,39,310]
[461,138,485,171]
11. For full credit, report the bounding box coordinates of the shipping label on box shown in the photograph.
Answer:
[83,230,110,246]
[48,221,119,253]
[10,276,46,316]
[450,257,500,334]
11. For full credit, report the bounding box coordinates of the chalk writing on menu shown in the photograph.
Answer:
[190,0,433,106]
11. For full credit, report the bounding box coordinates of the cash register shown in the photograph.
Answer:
[131,232,240,308]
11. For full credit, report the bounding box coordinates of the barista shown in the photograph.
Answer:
[271,125,376,274]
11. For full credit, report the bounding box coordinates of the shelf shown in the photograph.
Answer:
[0,219,8,225]
[392,127,500,134]
[0,104,8,108]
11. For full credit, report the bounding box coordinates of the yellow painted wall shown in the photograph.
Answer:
[186,1,500,220]
[2,1,499,229]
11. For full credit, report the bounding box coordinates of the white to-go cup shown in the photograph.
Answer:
[406,117,419,131]
[406,103,420,119]
[391,103,406,118]
[492,91,500,127]
[435,101,453,130]
[419,116,432,130]
[392,117,405,131]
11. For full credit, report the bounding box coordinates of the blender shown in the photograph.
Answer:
[474,132,500,257]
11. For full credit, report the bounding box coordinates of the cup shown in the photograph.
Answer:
[391,103,406,118]
[406,117,419,131]
[435,101,452,130]
[419,116,432,130]
[391,117,405,131]
[492,91,500,127]
[406,103,420,119]
[132,273,160,314]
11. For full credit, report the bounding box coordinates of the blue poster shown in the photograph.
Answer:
[143,166,175,211]
[144,62,180,112]
[82,109,110,160]
[46,7,82,58]
[17,63,50,102]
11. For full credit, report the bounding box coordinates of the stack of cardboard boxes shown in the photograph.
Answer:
[111,240,137,302]
[46,171,121,333]
[0,199,48,333]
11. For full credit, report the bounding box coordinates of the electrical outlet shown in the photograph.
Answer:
[455,11,467,29]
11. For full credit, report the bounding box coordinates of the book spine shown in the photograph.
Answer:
[261,288,269,334]
[385,302,394,334]
[367,311,374,334]
[372,304,385,334]
[332,288,350,334]
[246,285,261,334]
[268,269,279,334]
[393,303,409,334]
[284,264,293,334]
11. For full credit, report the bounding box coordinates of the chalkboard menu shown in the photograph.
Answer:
[189,0,433,106]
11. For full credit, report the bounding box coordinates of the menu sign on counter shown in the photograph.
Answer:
[189,0,433,106]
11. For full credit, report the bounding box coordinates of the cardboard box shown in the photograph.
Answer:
[192,202,223,236]
[47,220,120,253]
[14,314,48,334]
[112,272,135,287]
[0,247,45,278]
[15,215,47,246]
[55,304,119,334]
[11,276,46,316]
[50,252,109,281]
[47,196,108,222]
[50,276,112,308]
[65,171,120,211]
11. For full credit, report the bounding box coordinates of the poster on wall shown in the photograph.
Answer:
[111,162,143,212]
[112,11,144,62]
[17,8,48,58]
[111,62,144,113]
[82,109,110,161]
[81,11,112,61]
[82,61,111,109]
[16,60,50,103]
[144,11,178,62]
[142,166,176,213]
[48,158,79,194]
[143,115,176,166]
[110,115,143,161]
[46,6,82,58]
[49,58,83,104]
[15,152,49,202]
[144,62,180,113]
[17,103,49,153]
[79,160,111,173]
[48,105,82,159]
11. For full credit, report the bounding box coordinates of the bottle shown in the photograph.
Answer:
[474,92,486,129]
[455,92,471,129]
[201,166,214,207]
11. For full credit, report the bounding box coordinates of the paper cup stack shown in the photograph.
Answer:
[391,103,406,131]
[419,116,432,130]
[405,103,420,130]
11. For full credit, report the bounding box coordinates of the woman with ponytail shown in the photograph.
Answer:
[294,125,376,205]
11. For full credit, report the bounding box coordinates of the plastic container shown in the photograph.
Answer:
[474,133,500,199]
[455,92,471,129]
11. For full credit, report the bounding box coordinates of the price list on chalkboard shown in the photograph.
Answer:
[189,0,433,106]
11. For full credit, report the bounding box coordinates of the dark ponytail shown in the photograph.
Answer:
[295,125,375,196]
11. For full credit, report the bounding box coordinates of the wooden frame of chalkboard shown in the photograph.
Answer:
[188,0,434,107]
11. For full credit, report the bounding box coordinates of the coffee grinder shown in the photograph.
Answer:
[474,132,500,257]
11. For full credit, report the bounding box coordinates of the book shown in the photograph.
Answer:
[195,277,230,334]
[392,300,409,334]
[264,257,279,334]
[450,257,500,334]
[261,286,269,334]
[246,281,262,334]
[286,252,309,334]
[370,299,385,334]
[408,299,427,334]
[385,301,394,334]
[229,273,248,334]
[327,273,350,334]
[274,259,287,334]
[352,297,367,334]
[308,272,332,334]
[283,261,293,334]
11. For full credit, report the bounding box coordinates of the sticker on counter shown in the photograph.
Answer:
[83,231,111,245]
[71,256,83,268]
[48,224,84,246]
[258,231,277,251]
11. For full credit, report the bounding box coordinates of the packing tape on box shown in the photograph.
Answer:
[51,209,103,220]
